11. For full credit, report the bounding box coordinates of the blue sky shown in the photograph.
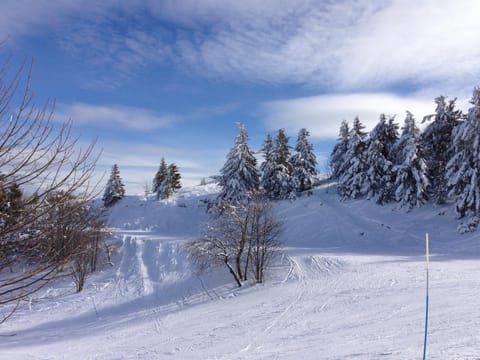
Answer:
[1,0,480,193]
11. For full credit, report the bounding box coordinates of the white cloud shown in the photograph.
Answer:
[0,0,480,92]
[56,103,178,131]
[262,93,437,139]
[146,0,480,94]
[3,1,480,93]
[337,0,480,91]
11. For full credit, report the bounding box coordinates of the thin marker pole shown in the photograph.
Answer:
[423,233,430,360]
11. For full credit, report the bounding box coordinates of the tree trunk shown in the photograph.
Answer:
[225,259,242,287]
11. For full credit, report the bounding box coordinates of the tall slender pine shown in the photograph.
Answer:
[103,164,125,207]
[218,124,259,204]
[338,117,368,199]
[393,112,428,208]
[330,120,350,179]
[446,88,480,231]
[270,129,295,200]
[291,128,318,192]
[422,96,462,204]
[153,158,168,194]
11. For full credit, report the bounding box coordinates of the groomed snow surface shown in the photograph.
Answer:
[2,182,480,359]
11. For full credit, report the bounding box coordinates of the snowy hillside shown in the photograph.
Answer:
[2,182,480,359]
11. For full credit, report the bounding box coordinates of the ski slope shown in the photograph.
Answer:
[1,182,480,359]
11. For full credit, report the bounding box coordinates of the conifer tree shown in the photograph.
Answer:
[385,116,400,159]
[153,158,168,194]
[260,134,276,197]
[422,96,462,204]
[291,128,318,192]
[0,182,23,229]
[269,128,295,200]
[218,124,259,204]
[393,112,428,208]
[157,163,182,200]
[338,117,368,199]
[446,88,480,231]
[168,163,182,196]
[329,120,350,179]
[103,164,125,207]
[363,114,397,204]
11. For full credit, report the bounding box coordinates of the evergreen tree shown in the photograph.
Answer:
[385,116,400,159]
[446,88,480,231]
[422,96,462,204]
[363,114,397,204]
[153,158,168,194]
[291,128,318,192]
[0,182,23,229]
[329,120,350,179]
[218,124,259,204]
[168,163,182,196]
[158,163,182,200]
[269,128,295,200]
[103,164,125,207]
[260,134,276,197]
[393,112,428,208]
[338,117,368,199]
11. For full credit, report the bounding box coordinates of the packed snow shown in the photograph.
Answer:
[1,182,480,359]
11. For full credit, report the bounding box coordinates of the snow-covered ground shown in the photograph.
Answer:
[2,182,480,359]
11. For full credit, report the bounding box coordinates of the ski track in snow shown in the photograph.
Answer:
[2,184,480,359]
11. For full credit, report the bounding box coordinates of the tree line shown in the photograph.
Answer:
[187,124,318,287]
[330,88,480,233]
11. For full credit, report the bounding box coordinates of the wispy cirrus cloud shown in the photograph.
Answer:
[3,1,480,93]
[55,103,179,131]
[147,0,480,94]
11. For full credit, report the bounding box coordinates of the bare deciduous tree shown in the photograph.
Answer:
[0,60,102,321]
[185,194,283,287]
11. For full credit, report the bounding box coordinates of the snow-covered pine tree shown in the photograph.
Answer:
[393,112,428,208]
[363,114,397,204]
[168,163,182,194]
[158,163,182,200]
[218,124,259,204]
[422,96,463,204]
[153,158,168,194]
[446,88,480,231]
[260,134,276,198]
[337,117,368,199]
[329,120,349,179]
[103,164,125,207]
[291,128,318,192]
[269,128,295,200]
[385,115,400,159]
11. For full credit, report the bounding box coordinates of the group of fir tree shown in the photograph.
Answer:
[218,124,318,204]
[330,88,480,232]
[103,160,182,207]
[152,158,182,200]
